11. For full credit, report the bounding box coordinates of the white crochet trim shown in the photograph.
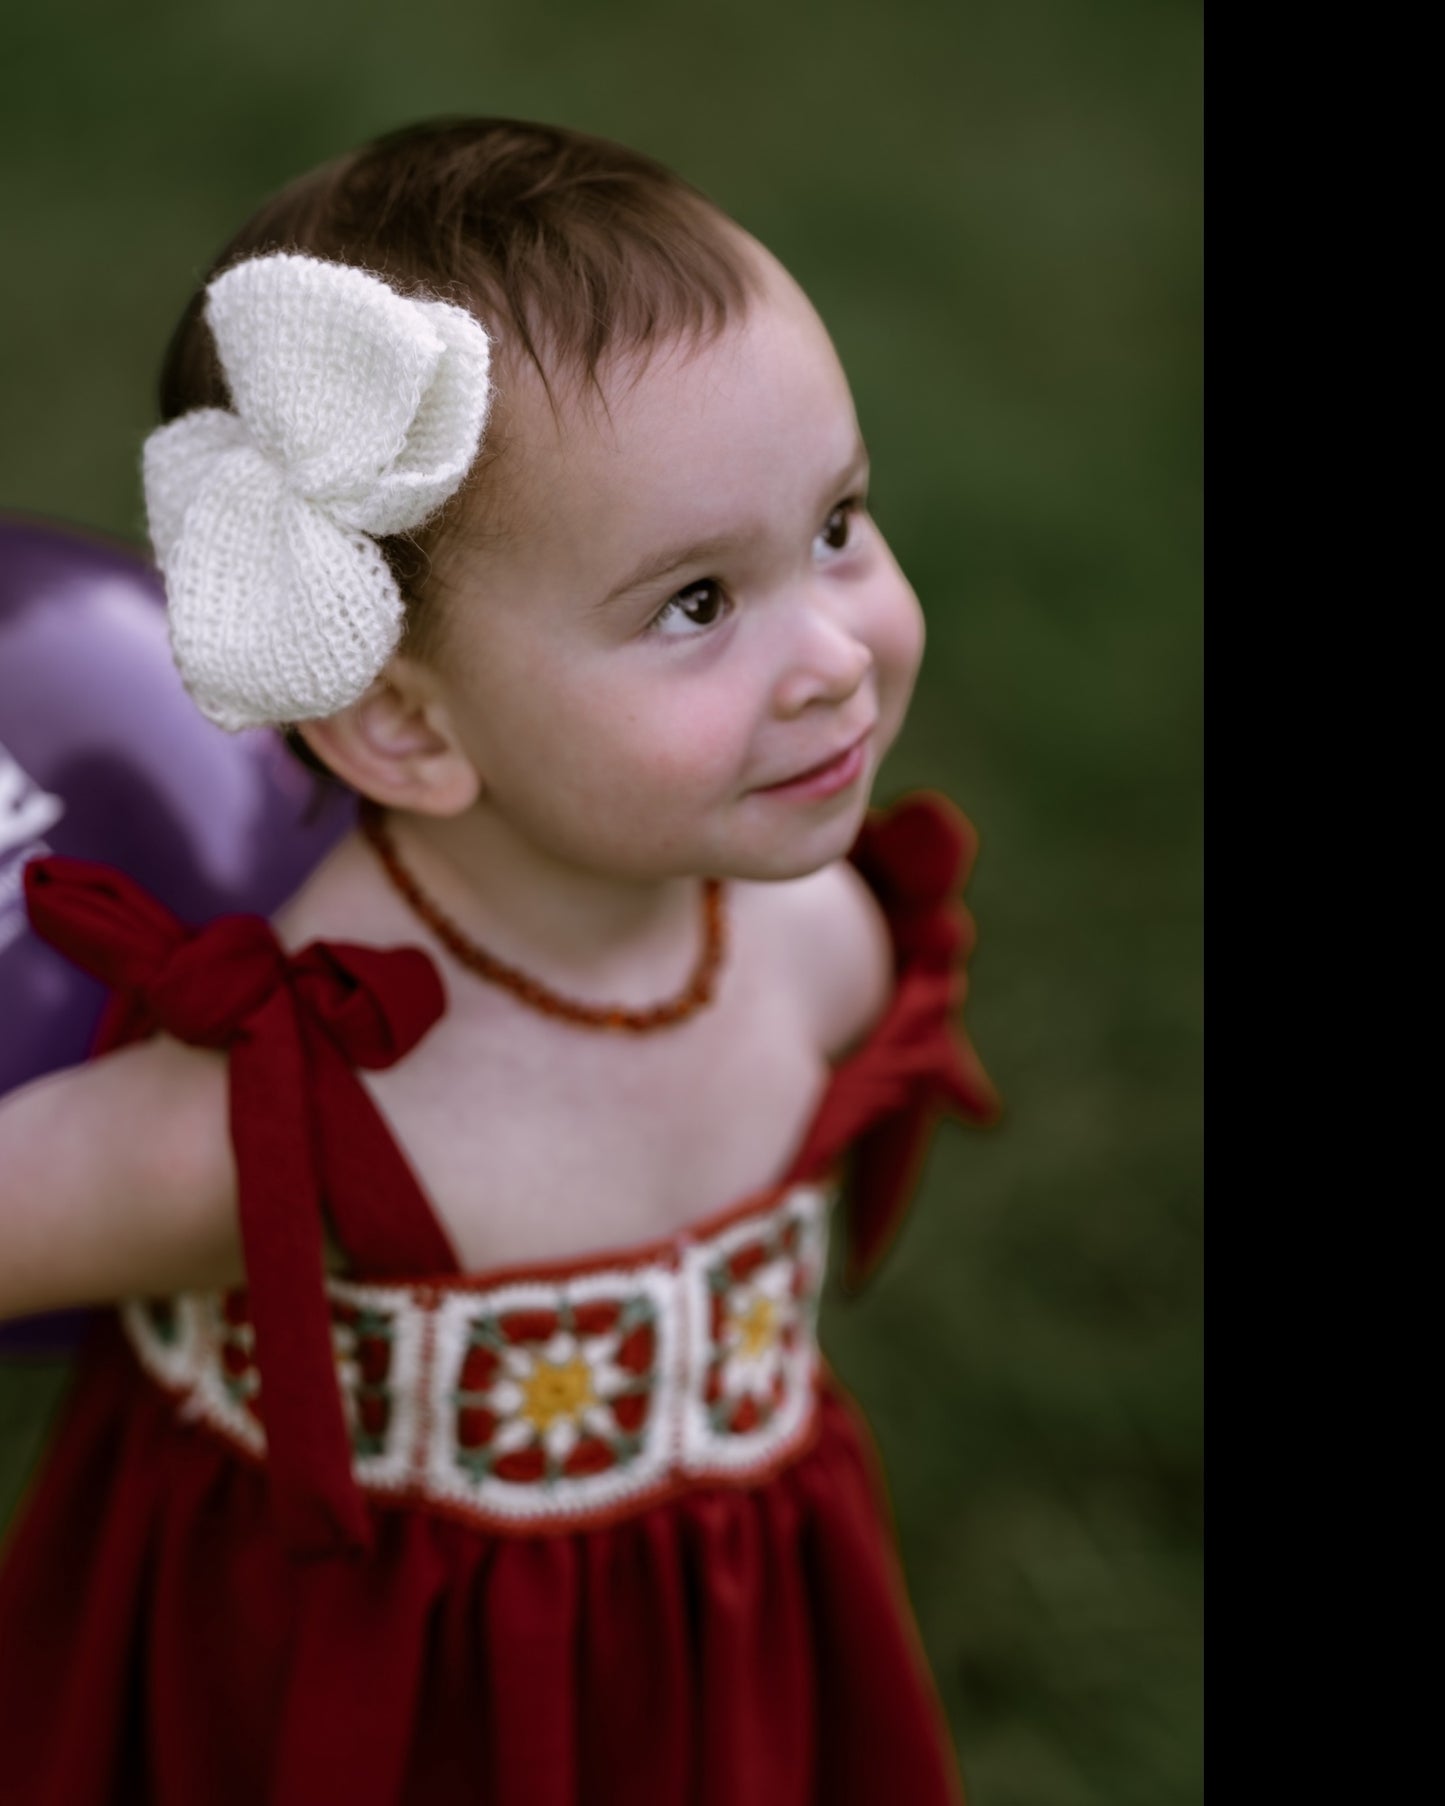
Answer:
[423,1266,684,1523]
[121,1182,834,1531]
[142,252,492,731]
[677,1187,828,1476]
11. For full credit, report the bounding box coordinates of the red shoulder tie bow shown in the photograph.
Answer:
[788,793,1002,1294]
[24,857,447,1559]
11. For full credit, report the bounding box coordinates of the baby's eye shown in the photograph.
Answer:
[651,579,730,638]
[815,499,863,557]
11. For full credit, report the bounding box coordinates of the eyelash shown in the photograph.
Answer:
[647,498,867,638]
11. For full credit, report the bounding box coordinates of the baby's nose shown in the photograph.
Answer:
[772,610,873,717]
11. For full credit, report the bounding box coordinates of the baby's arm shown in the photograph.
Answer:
[0,1038,241,1321]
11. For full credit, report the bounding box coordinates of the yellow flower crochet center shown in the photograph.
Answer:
[520,1356,598,1431]
[735,1297,779,1359]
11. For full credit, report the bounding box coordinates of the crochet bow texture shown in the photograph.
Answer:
[142,253,493,731]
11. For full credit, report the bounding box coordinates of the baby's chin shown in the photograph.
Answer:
[707,790,876,883]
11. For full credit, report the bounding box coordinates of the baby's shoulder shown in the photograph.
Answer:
[742,858,893,1062]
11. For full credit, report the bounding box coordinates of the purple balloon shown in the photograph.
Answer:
[0,513,356,1351]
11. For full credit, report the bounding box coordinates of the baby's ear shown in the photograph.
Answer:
[296,657,481,816]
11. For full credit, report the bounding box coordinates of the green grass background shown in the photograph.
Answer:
[0,3,1201,1801]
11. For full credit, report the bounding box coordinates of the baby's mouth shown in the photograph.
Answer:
[754,726,873,795]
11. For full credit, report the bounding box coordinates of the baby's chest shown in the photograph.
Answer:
[361,987,831,1271]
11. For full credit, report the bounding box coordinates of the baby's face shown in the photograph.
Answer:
[427,247,925,884]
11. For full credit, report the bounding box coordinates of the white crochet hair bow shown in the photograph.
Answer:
[142,252,493,731]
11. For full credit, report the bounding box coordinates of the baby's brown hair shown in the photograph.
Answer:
[157,117,763,654]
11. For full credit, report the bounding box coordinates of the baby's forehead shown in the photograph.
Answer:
[443,260,844,573]
[527,278,825,460]
[465,325,737,531]
[507,244,812,431]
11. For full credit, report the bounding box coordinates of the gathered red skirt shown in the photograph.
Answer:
[0,1319,965,1805]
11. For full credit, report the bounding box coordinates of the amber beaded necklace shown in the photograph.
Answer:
[360,805,727,1032]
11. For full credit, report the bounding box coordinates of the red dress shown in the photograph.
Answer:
[0,793,998,1806]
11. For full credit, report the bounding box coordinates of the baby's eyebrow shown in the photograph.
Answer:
[595,438,871,610]
[596,533,741,611]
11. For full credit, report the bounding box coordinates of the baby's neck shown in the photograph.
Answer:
[376,805,707,1004]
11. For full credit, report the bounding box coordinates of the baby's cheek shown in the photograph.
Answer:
[876,584,926,722]
[641,712,744,790]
